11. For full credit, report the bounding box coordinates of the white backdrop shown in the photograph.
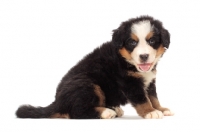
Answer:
[1,0,200,131]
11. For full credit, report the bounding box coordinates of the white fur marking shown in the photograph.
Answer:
[101,108,117,119]
[145,110,163,119]
[163,110,174,116]
[131,20,153,39]
[139,71,156,90]
[113,107,124,117]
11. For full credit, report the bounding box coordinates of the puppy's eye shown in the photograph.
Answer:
[149,38,156,45]
[129,40,137,46]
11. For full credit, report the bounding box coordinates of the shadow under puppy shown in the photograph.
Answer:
[16,16,174,119]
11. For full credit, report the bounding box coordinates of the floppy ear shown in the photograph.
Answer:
[112,23,130,48]
[112,29,124,48]
[161,29,170,49]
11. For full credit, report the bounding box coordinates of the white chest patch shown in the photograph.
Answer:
[139,71,156,90]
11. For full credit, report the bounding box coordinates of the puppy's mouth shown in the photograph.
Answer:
[138,63,152,72]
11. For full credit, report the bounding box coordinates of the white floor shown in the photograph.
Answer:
[4,108,200,132]
[1,0,200,131]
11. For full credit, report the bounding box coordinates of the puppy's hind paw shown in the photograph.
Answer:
[101,108,117,119]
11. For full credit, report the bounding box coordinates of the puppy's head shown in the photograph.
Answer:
[112,16,170,72]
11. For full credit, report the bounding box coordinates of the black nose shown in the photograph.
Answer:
[139,54,149,62]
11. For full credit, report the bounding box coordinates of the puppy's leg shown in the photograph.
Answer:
[56,81,108,119]
[93,85,117,119]
[148,96,174,116]
[134,98,163,119]
[147,80,174,116]
[127,86,163,119]
[63,83,118,119]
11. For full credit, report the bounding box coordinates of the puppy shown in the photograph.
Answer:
[16,16,173,119]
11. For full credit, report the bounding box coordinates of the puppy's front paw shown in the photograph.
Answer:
[163,110,174,116]
[144,110,163,119]
[114,107,124,117]
[156,107,174,116]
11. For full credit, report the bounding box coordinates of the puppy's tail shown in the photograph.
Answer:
[16,102,55,118]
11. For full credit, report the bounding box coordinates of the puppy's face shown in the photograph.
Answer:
[112,16,170,72]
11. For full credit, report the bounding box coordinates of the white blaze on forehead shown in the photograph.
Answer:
[131,20,153,39]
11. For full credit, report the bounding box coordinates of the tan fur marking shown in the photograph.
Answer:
[95,107,106,114]
[156,45,166,57]
[149,96,161,109]
[119,48,132,60]
[94,85,105,106]
[128,71,142,78]
[134,99,155,117]
[51,113,70,119]
[149,96,169,112]
[131,33,139,41]
[145,31,154,40]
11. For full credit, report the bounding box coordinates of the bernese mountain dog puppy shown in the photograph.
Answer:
[16,16,174,119]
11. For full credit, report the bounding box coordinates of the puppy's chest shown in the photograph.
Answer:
[128,71,156,90]
[139,72,156,90]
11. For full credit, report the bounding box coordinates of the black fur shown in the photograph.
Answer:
[16,103,55,118]
[16,15,170,119]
